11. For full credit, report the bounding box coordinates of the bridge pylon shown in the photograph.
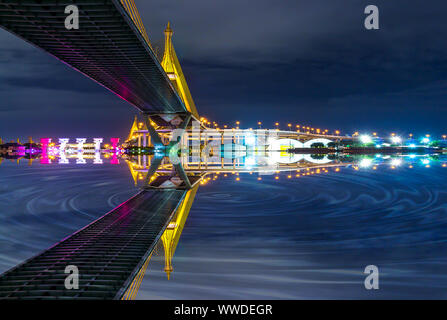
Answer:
[161,23,200,120]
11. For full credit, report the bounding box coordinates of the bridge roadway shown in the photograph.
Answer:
[0,0,187,114]
[0,189,186,300]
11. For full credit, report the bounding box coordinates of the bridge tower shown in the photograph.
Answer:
[161,22,199,120]
[120,185,199,299]
[161,184,199,279]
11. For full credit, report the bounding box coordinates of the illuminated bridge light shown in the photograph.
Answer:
[359,158,373,168]
[360,135,373,144]
[390,136,402,144]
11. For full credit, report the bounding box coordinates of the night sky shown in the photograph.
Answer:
[1,0,447,140]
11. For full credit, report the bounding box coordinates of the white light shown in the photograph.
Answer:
[390,159,402,166]
[390,136,402,144]
[421,137,430,144]
[58,138,69,152]
[359,158,373,168]
[76,138,87,152]
[360,135,372,144]
[58,152,69,164]
[245,134,256,146]
[245,157,256,167]
[76,158,87,165]
[421,159,430,165]
[93,138,103,152]
[94,151,103,164]
[409,144,416,148]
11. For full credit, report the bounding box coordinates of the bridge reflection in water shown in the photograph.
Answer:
[1,0,446,300]
[0,137,445,299]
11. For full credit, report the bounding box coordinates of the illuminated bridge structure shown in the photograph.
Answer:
[0,0,203,300]
[0,0,356,300]
[0,189,197,299]
[0,0,193,117]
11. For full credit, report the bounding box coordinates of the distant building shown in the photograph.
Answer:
[0,142,26,156]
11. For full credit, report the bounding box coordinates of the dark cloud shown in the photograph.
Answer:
[134,0,447,134]
[1,0,447,139]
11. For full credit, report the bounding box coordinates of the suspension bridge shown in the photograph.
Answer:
[0,0,354,299]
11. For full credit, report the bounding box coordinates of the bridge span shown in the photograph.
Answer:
[0,189,187,299]
[0,0,187,115]
[0,0,357,300]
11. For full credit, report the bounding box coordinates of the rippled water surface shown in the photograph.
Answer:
[1,161,447,299]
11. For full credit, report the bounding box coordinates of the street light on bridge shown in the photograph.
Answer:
[360,134,373,144]
[390,136,402,145]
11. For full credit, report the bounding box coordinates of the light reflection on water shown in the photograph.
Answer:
[1,160,447,299]
[0,162,137,272]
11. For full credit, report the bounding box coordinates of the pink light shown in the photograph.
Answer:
[110,138,120,150]
[110,152,119,165]
[40,138,51,164]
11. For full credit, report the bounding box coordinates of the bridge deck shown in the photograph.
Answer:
[0,189,186,300]
[0,0,186,114]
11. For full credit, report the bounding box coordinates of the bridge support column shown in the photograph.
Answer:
[141,112,199,190]
[143,115,163,147]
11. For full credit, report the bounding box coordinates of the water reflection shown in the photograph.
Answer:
[1,129,447,299]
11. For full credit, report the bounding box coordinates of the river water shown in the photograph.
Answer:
[1,160,447,299]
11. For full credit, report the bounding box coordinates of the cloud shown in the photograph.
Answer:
[1,0,447,137]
